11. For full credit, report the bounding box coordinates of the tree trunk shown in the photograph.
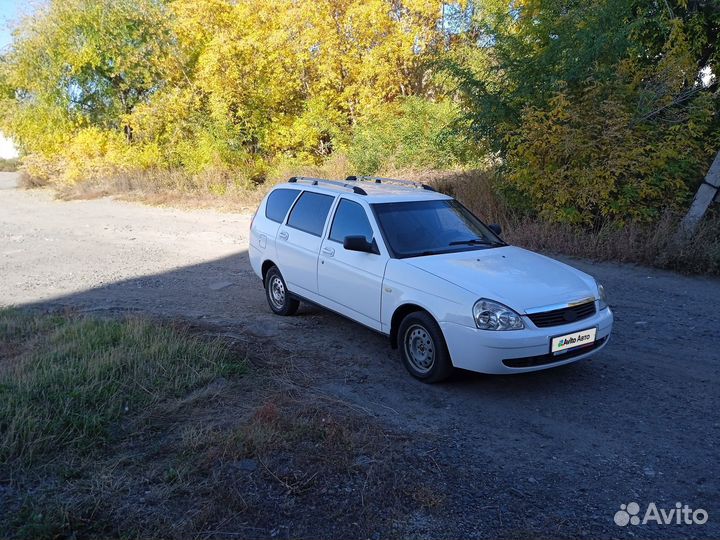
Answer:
[679,149,720,234]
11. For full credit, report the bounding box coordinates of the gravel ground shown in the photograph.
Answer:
[1,171,719,539]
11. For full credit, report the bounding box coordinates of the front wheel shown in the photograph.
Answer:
[264,266,299,316]
[398,311,453,383]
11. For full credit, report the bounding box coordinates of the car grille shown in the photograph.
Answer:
[527,300,597,328]
[503,337,607,368]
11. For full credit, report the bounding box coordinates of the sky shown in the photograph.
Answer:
[0,134,17,159]
[1,0,24,50]
[0,0,34,157]
[1,0,43,47]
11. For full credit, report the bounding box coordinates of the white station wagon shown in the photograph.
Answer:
[249,176,613,382]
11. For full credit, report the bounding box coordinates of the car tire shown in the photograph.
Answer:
[398,311,453,382]
[264,266,299,316]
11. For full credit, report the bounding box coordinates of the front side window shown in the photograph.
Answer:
[265,188,300,223]
[286,191,335,236]
[329,199,374,244]
[372,199,505,258]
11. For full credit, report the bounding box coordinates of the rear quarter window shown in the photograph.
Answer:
[265,188,300,223]
[286,191,335,236]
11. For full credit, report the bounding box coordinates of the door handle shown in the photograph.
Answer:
[322,246,335,257]
[278,231,289,241]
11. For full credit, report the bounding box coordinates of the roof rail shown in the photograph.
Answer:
[288,176,367,195]
[345,175,435,192]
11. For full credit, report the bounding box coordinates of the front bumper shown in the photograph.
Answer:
[440,307,613,374]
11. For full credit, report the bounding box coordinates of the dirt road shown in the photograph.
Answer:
[1,171,718,538]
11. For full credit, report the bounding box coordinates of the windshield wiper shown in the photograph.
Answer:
[448,238,504,247]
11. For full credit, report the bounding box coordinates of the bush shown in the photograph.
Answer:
[503,86,717,225]
[348,97,477,174]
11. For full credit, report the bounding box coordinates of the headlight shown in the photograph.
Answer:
[596,280,608,310]
[473,299,525,330]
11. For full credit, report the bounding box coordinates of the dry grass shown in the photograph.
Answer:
[0,157,19,172]
[19,160,720,274]
[16,171,48,188]
[54,168,270,213]
[34,155,356,214]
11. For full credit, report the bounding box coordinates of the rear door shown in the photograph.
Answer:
[277,190,335,296]
[317,197,388,329]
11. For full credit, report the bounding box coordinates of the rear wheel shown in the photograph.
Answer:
[398,311,453,382]
[264,266,299,316]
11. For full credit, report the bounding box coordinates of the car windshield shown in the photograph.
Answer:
[372,199,506,258]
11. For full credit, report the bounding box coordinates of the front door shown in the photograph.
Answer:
[318,198,387,329]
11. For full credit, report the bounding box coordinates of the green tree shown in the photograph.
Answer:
[445,0,720,222]
[0,0,175,155]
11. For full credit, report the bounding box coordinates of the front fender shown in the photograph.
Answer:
[381,259,475,334]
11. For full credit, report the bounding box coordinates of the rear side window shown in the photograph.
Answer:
[265,188,300,223]
[286,191,334,236]
[329,199,374,243]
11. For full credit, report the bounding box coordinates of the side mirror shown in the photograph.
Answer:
[488,223,502,236]
[343,235,377,254]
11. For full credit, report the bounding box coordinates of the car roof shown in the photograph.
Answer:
[272,178,453,204]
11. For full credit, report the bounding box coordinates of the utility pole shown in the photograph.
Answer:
[679,149,720,234]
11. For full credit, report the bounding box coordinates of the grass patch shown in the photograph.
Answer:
[0,310,442,539]
[0,308,242,464]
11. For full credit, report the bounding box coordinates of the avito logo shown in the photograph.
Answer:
[614,502,708,527]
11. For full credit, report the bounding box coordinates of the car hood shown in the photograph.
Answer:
[404,246,597,312]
